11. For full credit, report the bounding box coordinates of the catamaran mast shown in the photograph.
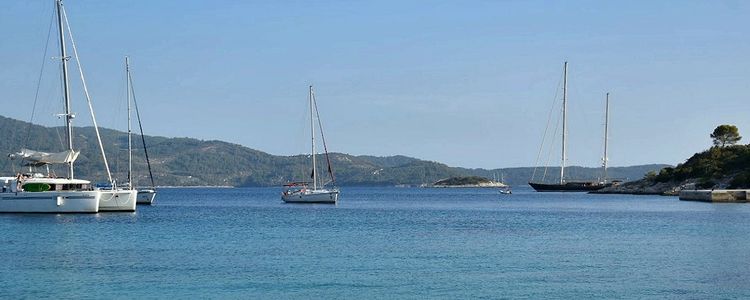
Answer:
[603,92,610,183]
[310,85,317,190]
[57,0,74,179]
[560,61,568,185]
[126,56,133,189]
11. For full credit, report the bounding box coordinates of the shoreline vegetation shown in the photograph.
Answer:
[594,125,749,197]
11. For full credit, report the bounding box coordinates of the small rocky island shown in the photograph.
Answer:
[431,176,507,188]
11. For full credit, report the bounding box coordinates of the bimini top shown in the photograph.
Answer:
[283,182,311,187]
[8,149,80,167]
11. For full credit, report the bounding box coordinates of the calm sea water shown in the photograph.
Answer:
[2,187,750,299]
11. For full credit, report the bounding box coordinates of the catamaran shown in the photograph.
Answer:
[95,56,148,212]
[0,0,103,213]
[282,86,339,204]
[528,62,612,192]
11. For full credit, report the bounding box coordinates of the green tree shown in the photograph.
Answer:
[710,124,741,147]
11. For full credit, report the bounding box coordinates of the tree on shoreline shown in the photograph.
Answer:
[710,124,741,147]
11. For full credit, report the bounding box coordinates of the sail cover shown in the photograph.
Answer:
[8,149,80,166]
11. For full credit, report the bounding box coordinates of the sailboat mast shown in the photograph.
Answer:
[603,92,610,183]
[56,0,74,179]
[310,85,317,190]
[560,61,568,185]
[126,56,133,189]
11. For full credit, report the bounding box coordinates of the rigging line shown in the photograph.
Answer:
[309,86,317,188]
[600,94,611,181]
[109,66,126,184]
[531,70,563,181]
[24,7,56,150]
[55,51,66,152]
[62,6,112,183]
[128,64,156,189]
[311,91,335,186]
[111,58,128,131]
[295,92,310,183]
[542,100,563,182]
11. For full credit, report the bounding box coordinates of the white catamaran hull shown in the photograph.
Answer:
[0,190,101,213]
[282,190,339,204]
[136,189,156,205]
[98,189,137,212]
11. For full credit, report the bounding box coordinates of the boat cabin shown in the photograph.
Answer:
[1,173,92,193]
[282,182,312,196]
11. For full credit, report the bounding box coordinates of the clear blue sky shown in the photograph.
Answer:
[1,1,748,169]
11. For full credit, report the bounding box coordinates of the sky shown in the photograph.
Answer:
[0,0,748,169]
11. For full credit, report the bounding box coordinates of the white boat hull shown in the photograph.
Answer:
[0,190,101,213]
[136,189,156,205]
[98,189,137,212]
[282,190,339,204]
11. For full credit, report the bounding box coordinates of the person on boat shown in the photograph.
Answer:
[13,173,24,192]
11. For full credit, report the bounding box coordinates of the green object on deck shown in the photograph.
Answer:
[22,183,51,192]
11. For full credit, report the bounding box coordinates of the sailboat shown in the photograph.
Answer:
[528,62,612,192]
[0,0,102,213]
[124,57,157,205]
[53,1,137,212]
[282,86,339,204]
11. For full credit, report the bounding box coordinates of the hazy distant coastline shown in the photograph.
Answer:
[0,115,667,187]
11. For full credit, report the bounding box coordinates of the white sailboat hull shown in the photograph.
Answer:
[282,189,339,204]
[136,189,156,205]
[98,189,137,212]
[0,190,101,213]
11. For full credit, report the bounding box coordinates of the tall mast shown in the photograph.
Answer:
[603,92,610,183]
[57,0,74,179]
[560,61,568,185]
[126,56,133,189]
[310,85,317,190]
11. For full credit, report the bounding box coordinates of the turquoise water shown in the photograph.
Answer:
[2,187,750,298]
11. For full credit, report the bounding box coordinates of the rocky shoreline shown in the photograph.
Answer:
[428,182,508,188]
[591,180,679,196]
[592,176,737,197]
[430,176,508,188]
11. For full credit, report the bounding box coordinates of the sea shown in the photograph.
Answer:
[2,186,750,299]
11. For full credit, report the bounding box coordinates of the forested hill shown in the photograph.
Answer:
[0,115,667,186]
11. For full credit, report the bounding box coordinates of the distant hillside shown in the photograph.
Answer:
[0,115,666,187]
